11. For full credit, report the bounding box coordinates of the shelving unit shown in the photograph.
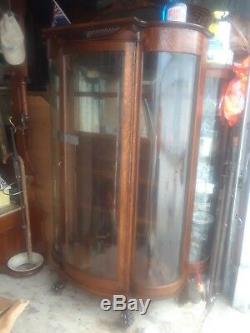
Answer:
[189,65,233,273]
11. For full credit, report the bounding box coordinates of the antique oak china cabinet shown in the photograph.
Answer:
[46,18,209,298]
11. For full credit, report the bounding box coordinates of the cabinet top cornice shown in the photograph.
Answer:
[44,16,210,40]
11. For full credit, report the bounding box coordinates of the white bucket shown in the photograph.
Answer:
[7,252,44,273]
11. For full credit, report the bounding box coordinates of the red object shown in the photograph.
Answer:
[221,56,250,127]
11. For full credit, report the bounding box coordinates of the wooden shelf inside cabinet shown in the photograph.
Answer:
[0,204,22,219]
[93,168,157,187]
[93,170,115,180]
[80,203,115,214]
[74,92,118,98]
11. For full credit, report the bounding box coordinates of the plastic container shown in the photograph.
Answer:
[162,1,187,23]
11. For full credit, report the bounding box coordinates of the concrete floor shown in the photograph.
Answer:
[0,266,250,333]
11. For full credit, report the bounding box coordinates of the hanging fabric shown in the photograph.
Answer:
[0,12,25,65]
[220,56,250,127]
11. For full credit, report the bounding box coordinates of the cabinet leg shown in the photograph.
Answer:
[51,279,67,294]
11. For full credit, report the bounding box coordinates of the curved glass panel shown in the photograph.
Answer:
[190,76,221,263]
[49,61,61,251]
[134,52,198,287]
[62,52,123,279]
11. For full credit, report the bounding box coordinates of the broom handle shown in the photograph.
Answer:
[18,155,33,261]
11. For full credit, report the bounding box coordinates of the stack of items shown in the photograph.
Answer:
[0,175,10,209]
[207,11,234,65]
[189,83,219,263]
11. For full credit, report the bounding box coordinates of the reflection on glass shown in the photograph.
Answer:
[50,61,61,251]
[135,53,198,287]
[63,52,123,279]
[70,53,120,134]
[190,77,220,263]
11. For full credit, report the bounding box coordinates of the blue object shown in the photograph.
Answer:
[161,0,187,22]
[52,0,71,27]
[161,4,168,21]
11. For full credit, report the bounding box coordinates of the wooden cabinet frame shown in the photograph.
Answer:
[46,18,209,298]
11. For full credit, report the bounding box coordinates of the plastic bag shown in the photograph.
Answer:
[221,56,250,127]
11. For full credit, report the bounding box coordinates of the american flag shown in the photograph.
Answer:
[52,0,71,27]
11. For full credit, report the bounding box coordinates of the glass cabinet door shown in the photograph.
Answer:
[189,76,221,264]
[49,61,61,251]
[60,51,123,279]
[134,53,198,287]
